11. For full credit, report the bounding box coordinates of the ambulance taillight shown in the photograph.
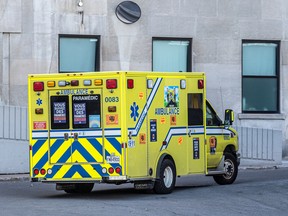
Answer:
[33,169,39,175]
[40,169,46,175]
[115,167,121,174]
[33,82,44,91]
[127,79,134,89]
[198,79,204,89]
[106,79,117,89]
[108,167,114,174]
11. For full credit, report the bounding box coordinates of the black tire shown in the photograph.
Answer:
[213,152,238,185]
[153,159,176,194]
[64,183,94,194]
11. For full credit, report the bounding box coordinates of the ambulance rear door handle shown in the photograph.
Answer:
[74,133,78,141]
[188,130,192,137]
[64,133,69,141]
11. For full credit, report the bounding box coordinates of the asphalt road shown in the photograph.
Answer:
[0,168,288,216]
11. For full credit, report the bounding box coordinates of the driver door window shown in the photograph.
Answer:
[206,103,221,126]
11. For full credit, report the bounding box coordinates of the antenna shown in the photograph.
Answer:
[220,86,224,119]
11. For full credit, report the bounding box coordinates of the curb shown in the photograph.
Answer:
[0,174,30,182]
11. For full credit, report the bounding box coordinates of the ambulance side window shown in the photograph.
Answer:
[50,96,69,129]
[72,95,101,129]
[187,93,203,125]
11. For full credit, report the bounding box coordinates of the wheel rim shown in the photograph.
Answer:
[223,159,234,179]
[163,166,173,188]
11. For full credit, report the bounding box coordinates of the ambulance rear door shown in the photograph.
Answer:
[48,89,104,165]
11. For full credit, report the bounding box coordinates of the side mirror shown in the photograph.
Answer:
[224,109,234,126]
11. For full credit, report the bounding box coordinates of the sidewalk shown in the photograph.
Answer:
[239,159,288,170]
[1,160,288,182]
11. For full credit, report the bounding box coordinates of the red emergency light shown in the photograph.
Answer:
[71,80,79,86]
[198,79,204,89]
[106,79,117,89]
[127,79,134,89]
[33,82,44,91]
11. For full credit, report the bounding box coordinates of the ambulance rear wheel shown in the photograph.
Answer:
[153,159,176,194]
[213,152,238,185]
[64,183,94,194]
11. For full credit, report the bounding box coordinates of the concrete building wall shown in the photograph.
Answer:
[1,0,288,172]
[0,139,28,173]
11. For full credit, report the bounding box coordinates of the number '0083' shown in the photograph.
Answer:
[105,97,119,102]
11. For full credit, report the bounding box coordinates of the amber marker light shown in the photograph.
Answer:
[94,79,103,86]
[47,81,55,87]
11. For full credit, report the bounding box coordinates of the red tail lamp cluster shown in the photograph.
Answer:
[33,168,46,176]
[107,167,122,174]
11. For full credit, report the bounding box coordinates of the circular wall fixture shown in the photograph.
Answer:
[115,1,141,24]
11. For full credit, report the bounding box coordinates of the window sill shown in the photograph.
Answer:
[238,113,285,120]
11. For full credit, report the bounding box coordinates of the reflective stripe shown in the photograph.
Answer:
[161,127,204,151]
[130,78,162,136]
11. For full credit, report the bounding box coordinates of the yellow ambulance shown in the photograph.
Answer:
[28,71,240,194]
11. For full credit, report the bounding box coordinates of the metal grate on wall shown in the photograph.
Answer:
[0,105,28,141]
[235,126,282,162]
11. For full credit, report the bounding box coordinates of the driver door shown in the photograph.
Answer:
[206,101,224,168]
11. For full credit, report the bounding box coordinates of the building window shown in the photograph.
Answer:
[242,40,280,113]
[59,35,100,72]
[152,37,192,72]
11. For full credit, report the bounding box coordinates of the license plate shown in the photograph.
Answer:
[106,155,120,164]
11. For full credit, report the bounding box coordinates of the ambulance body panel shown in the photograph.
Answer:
[28,71,240,194]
